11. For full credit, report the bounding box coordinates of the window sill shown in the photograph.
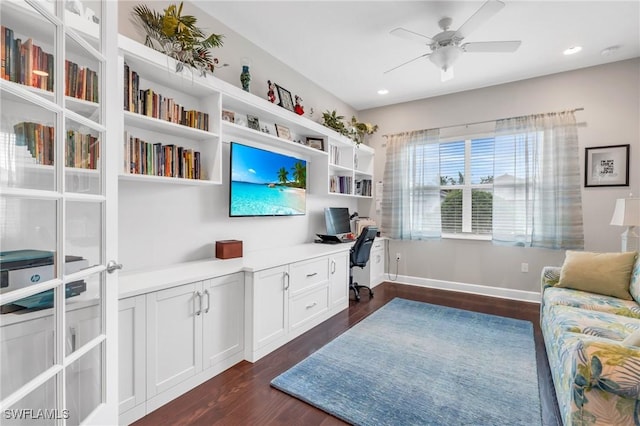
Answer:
[441,233,492,242]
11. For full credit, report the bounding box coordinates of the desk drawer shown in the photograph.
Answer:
[289,257,329,295]
[290,285,329,330]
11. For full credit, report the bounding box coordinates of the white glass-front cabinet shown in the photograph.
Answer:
[0,1,118,424]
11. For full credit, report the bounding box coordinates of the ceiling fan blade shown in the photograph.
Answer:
[454,0,505,39]
[390,27,434,45]
[383,53,430,74]
[462,40,521,53]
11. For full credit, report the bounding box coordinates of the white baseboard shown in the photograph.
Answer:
[386,274,541,304]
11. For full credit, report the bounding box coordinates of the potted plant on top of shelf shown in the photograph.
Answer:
[321,110,378,146]
[349,116,379,146]
[131,2,224,76]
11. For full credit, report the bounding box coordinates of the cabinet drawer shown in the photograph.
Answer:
[289,257,329,295]
[290,286,329,330]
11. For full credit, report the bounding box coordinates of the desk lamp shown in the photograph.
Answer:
[610,198,640,252]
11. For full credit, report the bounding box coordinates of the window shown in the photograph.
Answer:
[439,137,494,238]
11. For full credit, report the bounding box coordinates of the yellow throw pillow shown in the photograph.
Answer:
[557,251,638,300]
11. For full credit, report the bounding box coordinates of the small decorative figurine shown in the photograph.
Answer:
[294,95,304,115]
[240,65,251,92]
[267,80,276,103]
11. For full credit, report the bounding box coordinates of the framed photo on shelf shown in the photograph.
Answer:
[275,84,295,112]
[585,144,629,187]
[247,115,260,131]
[275,124,291,140]
[306,137,324,151]
[222,110,235,123]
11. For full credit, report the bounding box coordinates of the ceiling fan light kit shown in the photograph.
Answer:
[386,0,522,82]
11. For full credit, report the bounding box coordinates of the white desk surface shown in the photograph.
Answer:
[118,242,354,299]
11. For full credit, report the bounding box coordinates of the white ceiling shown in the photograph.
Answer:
[199,1,640,111]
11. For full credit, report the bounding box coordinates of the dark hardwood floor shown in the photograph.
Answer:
[133,282,561,426]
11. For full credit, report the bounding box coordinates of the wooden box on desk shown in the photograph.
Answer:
[216,240,243,259]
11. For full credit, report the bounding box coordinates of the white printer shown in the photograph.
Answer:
[0,249,89,294]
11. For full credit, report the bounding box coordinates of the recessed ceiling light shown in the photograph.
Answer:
[563,46,582,55]
[601,45,621,56]
[377,89,389,95]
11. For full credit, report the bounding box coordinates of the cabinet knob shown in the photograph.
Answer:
[306,272,317,278]
[283,272,290,290]
[330,260,336,274]
[305,302,317,309]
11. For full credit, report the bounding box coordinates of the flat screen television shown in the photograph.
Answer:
[230,142,307,217]
[325,207,352,235]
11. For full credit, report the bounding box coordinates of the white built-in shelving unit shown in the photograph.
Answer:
[117,34,374,197]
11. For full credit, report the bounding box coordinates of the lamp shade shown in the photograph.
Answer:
[610,198,640,226]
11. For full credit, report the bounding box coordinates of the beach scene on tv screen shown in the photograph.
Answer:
[231,143,306,216]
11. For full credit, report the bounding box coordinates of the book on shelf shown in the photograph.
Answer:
[330,145,341,165]
[329,175,352,194]
[125,132,202,180]
[12,122,98,169]
[2,25,96,101]
[123,62,210,131]
[355,179,372,197]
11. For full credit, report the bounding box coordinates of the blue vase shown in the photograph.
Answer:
[240,65,251,92]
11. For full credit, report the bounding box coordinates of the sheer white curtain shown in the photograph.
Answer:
[381,129,441,239]
[493,111,584,249]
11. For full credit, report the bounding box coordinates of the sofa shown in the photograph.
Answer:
[541,251,640,426]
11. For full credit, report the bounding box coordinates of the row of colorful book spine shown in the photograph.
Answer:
[13,122,99,169]
[2,25,99,102]
[124,62,209,131]
[125,133,202,180]
[329,175,353,194]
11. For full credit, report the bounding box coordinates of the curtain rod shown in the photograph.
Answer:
[382,107,584,137]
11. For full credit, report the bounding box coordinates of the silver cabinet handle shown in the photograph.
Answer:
[204,289,211,314]
[283,272,290,290]
[305,302,317,309]
[306,272,317,278]
[331,260,336,274]
[195,291,202,316]
[106,260,123,274]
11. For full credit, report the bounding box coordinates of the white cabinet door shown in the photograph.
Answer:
[202,273,244,369]
[146,282,202,398]
[329,253,349,309]
[252,266,288,350]
[118,296,146,415]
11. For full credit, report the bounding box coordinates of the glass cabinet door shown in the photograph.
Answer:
[0,1,118,424]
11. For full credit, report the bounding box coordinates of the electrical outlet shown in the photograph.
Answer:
[521,263,529,273]
[396,252,401,262]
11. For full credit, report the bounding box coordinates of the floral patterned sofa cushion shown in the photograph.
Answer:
[543,286,640,319]
[541,302,640,425]
[628,255,640,304]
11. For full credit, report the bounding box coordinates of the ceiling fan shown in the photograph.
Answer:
[386,0,521,81]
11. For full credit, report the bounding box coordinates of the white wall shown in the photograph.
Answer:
[359,59,640,293]
[117,1,359,272]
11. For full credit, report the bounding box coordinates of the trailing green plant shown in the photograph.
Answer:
[131,2,224,76]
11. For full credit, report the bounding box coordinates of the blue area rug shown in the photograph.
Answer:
[271,298,541,425]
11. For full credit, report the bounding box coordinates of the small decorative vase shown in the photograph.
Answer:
[240,65,251,92]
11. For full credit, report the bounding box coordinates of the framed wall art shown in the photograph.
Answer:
[275,124,291,140]
[221,110,235,123]
[584,144,630,187]
[247,114,260,131]
[275,84,295,112]
[306,137,324,151]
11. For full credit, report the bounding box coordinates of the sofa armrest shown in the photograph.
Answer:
[541,266,561,291]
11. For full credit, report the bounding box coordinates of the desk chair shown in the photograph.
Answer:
[350,226,378,301]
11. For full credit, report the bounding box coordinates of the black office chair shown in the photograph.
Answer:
[349,226,378,301]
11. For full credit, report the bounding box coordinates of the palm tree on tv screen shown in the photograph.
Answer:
[277,167,289,184]
[292,161,306,189]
